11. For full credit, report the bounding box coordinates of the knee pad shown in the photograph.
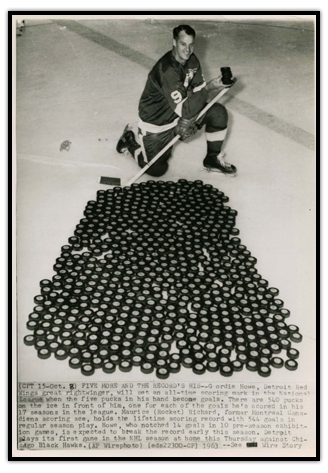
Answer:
[205,103,228,132]
[145,162,169,177]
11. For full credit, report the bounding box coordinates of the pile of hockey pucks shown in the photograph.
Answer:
[24,179,302,378]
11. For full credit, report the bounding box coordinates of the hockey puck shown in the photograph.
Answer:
[40,279,52,288]
[206,360,220,372]
[287,348,300,359]
[218,356,230,367]
[35,340,46,350]
[26,320,38,331]
[168,361,181,373]
[280,308,291,319]
[103,361,116,374]
[81,364,95,376]
[92,357,103,369]
[182,357,194,369]
[69,357,82,369]
[119,360,132,372]
[246,360,258,372]
[37,348,51,359]
[220,67,233,85]
[48,341,60,353]
[68,347,80,358]
[236,353,248,364]
[156,367,170,379]
[24,335,35,346]
[287,324,299,334]
[270,357,284,369]
[232,360,243,372]
[220,365,233,377]
[258,365,271,377]
[141,362,154,374]
[290,332,303,343]
[280,339,291,350]
[270,343,281,354]
[285,359,298,371]
[192,363,206,375]
[55,349,68,360]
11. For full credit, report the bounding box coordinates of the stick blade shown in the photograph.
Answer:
[99,176,121,186]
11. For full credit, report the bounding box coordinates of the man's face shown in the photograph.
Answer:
[173,32,195,64]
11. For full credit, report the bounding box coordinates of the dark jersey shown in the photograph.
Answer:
[138,51,207,132]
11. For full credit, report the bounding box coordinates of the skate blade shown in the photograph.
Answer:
[202,167,237,177]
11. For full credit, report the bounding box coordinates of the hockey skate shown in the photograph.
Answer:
[116,124,137,154]
[203,151,237,176]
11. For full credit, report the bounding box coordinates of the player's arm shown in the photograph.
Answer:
[190,65,207,94]
[162,67,208,119]
[206,75,234,90]
[191,63,233,94]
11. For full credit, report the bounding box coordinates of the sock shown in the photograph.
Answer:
[133,147,145,166]
[205,143,224,162]
[205,127,227,157]
[127,141,140,157]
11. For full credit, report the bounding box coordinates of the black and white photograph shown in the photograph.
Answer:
[11,11,318,459]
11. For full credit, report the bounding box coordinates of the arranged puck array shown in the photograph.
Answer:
[24,179,302,377]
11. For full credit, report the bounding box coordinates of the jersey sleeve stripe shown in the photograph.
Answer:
[174,97,189,117]
[193,81,207,93]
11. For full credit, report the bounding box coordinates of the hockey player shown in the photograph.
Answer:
[116,24,236,177]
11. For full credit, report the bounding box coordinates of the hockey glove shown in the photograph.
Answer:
[177,116,199,141]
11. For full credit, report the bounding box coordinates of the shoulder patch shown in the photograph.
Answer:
[184,67,198,87]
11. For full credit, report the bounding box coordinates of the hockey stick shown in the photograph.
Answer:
[125,80,236,187]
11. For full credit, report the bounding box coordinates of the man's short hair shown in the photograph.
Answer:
[173,25,196,39]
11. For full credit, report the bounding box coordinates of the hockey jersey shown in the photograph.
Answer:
[138,51,208,133]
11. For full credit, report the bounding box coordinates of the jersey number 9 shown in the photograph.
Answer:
[171,90,183,104]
